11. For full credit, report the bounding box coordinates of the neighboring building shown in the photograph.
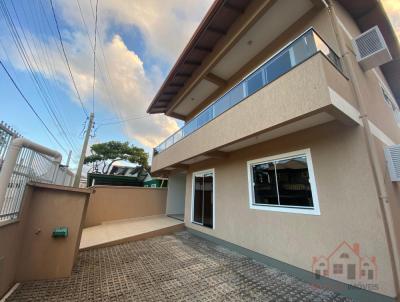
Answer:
[109,164,149,180]
[87,163,167,187]
[147,0,400,300]
[143,178,168,188]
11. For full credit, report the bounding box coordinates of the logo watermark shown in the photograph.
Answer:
[311,241,378,291]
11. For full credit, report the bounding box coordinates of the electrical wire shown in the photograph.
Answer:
[0,0,78,154]
[7,0,79,154]
[49,0,89,118]
[98,115,149,126]
[93,115,149,136]
[76,0,123,121]
[0,60,68,153]
[92,0,99,115]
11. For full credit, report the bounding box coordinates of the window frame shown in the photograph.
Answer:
[191,168,215,229]
[247,149,320,215]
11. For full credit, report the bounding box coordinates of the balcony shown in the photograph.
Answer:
[152,29,359,172]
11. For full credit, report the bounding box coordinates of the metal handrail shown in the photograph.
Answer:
[154,28,343,155]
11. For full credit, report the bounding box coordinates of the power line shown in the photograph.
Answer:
[0,60,68,153]
[27,1,81,152]
[92,0,99,114]
[7,0,79,155]
[93,115,149,136]
[99,115,149,126]
[0,0,79,154]
[49,0,89,118]
[76,0,123,121]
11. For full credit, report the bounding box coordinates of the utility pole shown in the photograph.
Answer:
[73,113,94,187]
[66,150,72,167]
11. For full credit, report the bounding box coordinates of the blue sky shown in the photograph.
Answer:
[0,0,212,171]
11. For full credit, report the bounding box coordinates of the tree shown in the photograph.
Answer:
[84,141,149,174]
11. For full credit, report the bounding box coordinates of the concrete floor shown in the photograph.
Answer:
[7,231,353,302]
[80,215,184,250]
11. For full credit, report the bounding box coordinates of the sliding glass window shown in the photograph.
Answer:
[192,170,214,228]
[248,149,320,215]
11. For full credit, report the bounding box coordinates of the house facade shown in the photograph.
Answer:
[147,0,400,300]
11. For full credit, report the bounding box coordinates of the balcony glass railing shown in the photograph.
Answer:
[154,29,342,155]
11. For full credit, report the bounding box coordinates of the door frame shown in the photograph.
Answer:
[191,168,215,229]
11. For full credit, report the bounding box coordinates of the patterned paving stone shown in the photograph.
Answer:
[6,231,353,302]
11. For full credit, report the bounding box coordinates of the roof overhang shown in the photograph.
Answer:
[147,0,400,116]
[336,0,400,105]
[147,0,252,117]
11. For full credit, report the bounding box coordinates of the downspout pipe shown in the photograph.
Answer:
[326,1,400,298]
[0,137,62,211]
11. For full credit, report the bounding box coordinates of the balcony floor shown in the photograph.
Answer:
[6,232,353,301]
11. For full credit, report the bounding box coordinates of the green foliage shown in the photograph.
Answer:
[84,141,149,174]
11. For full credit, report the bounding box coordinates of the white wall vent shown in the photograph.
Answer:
[352,26,392,70]
[385,144,400,182]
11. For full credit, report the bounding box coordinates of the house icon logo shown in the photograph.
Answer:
[312,241,377,286]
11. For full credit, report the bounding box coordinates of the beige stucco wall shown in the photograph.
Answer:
[373,136,400,282]
[185,4,342,122]
[183,121,396,297]
[166,173,186,215]
[152,54,354,172]
[0,221,22,297]
[0,187,32,297]
[332,1,400,145]
[0,183,90,297]
[84,186,167,227]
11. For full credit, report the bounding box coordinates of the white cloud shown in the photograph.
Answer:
[57,0,213,62]
[0,0,213,151]
[382,0,400,40]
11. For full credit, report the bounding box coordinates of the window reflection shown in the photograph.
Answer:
[252,162,279,205]
[251,155,314,208]
[275,156,313,207]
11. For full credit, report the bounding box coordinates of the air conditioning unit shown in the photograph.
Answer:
[384,144,400,182]
[352,26,392,70]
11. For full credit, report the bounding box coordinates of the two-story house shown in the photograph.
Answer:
[147,0,400,301]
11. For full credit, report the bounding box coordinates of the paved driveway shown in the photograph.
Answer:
[7,232,353,301]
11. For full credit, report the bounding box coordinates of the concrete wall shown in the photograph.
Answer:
[183,122,396,298]
[0,187,32,298]
[166,173,186,215]
[84,186,167,227]
[0,183,90,297]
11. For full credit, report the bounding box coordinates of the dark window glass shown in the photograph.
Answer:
[203,175,213,227]
[266,50,292,83]
[192,174,213,228]
[252,162,278,205]
[246,69,264,96]
[275,156,313,207]
[251,155,314,208]
[193,176,203,224]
